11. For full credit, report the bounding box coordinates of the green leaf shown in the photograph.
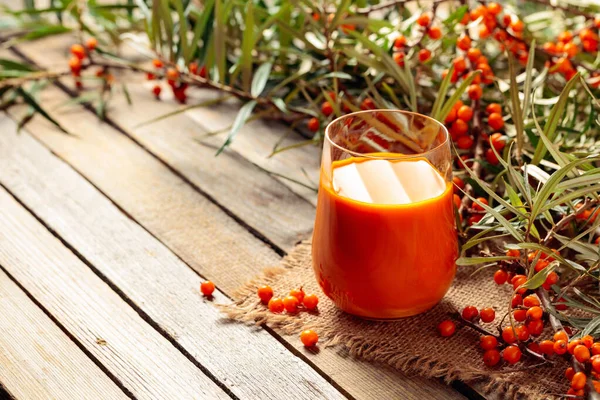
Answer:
[214,0,227,82]
[518,242,587,272]
[16,87,70,135]
[20,25,71,41]
[532,72,580,164]
[240,1,254,91]
[272,98,288,114]
[0,58,36,71]
[438,71,480,123]
[521,40,536,121]
[134,95,233,127]
[122,83,132,105]
[431,64,455,121]
[250,62,272,97]
[456,256,516,266]
[507,52,524,159]
[520,262,557,289]
[216,100,257,155]
[172,0,190,63]
[188,0,214,62]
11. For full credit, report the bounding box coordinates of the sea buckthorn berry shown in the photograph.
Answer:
[268,297,284,313]
[480,335,498,350]
[360,98,375,110]
[152,59,163,68]
[457,35,471,51]
[467,84,483,100]
[487,2,502,15]
[554,340,567,355]
[554,330,568,342]
[417,13,431,27]
[308,118,320,132]
[257,285,274,304]
[437,320,456,337]
[528,342,541,354]
[70,44,85,60]
[502,327,517,343]
[451,119,469,139]
[485,149,499,165]
[563,42,578,58]
[526,306,543,320]
[582,335,594,348]
[467,48,481,63]
[303,294,319,311]
[456,135,474,150]
[200,280,215,296]
[510,19,524,33]
[428,26,442,39]
[68,56,82,74]
[457,105,473,122]
[571,372,586,390]
[513,309,527,322]
[543,271,559,290]
[152,85,161,98]
[534,259,549,272]
[483,349,501,366]
[289,288,305,303]
[490,133,505,150]
[478,25,490,39]
[468,215,483,225]
[321,102,334,116]
[592,343,600,355]
[574,345,591,363]
[511,294,523,308]
[539,340,555,356]
[523,295,540,308]
[86,37,97,51]
[566,367,575,380]
[515,325,530,341]
[593,356,600,373]
[300,329,319,347]
[568,340,583,355]
[472,197,488,211]
[506,249,520,258]
[188,62,199,74]
[583,39,599,52]
[470,5,487,21]
[453,56,467,73]
[418,49,432,62]
[445,107,457,123]
[503,346,522,364]
[198,65,208,78]
[527,319,544,336]
[493,269,508,285]
[558,31,573,43]
[166,68,179,80]
[488,113,504,130]
[453,176,465,193]
[502,14,512,26]
[283,295,300,313]
[542,42,557,54]
[512,275,528,294]
[453,194,462,209]
[147,72,156,80]
[394,35,407,48]
[462,306,479,321]
[393,52,405,67]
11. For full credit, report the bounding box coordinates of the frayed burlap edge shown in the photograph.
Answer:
[220,241,558,400]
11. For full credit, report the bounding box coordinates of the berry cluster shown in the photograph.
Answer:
[147,59,207,103]
[68,38,105,89]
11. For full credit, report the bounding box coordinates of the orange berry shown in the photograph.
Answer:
[257,285,274,304]
[526,306,543,320]
[470,5,487,21]
[554,339,568,355]
[393,51,405,67]
[417,13,431,27]
[527,342,541,354]
[539,340,555,356]
[445,106,457,123]
[457,105,473,122]
[480,308,495,323]
[558,31,573,43]
[268,297,284,313]
[568,340,583,355]
[453,176,465,193]
[566,367,576,380]
[472,197,488,211]
[494,269,508,285]
[303,294,319,310]
[512,275,527,294]
[480,335,498,350]
[487,2,502,15]
[200,280,215,296]
[456,135,474,150]
[593,356,600,373]
[478,25,490,39]
[534,259,549,272]
[467,84,482,100]
[198,65,208,78]
[556,57,573,74]
[506,249,520,258]
[321,102,334,116]
[483,349,501,366]
[394,35,407,48]
[467,48,482,63]
[453,56,467,73]
[86,37,97,51]
[490,133,505,150]
[451,119,469,138]
[554,330,569,342]
[152,59,163,68]
[152,85,161,97]
[70,43,85,60]
[453,194,462,209]
[511,294,523,308]
[564,42,578,58]
[527,319,544,336]
[289,288,305,303]
[503,345,522,364]
[515,325,530,341]
[583,335,594,348]
[523,295,540,308]
[542,42,557,54]
[574,345,591,363]
[300,329,319,347]
[468,214,483,225]
[510,19,524,33]
[418,48,432,62]
[513,309,527,322]
[485,148,499,165]
[188,62,199,74]
[166,68,179,80]
[428,26,442,39]
[457,34,471,51]
[593,343,600,356]
[502,14,512,26]
[543,271,558,290]
[462,305,479,321]
[596,16,600,28]
[68,56,82,74]
[307,118,320,132]
[488,113,504,130]
[283,295,300,313]
[571,372,586,390]
[437,320,456,337]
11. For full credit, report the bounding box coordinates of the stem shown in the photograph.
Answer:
[0,69,72,88]
[355,0,446,15]
[450,312,499,338]
[542,199,600,244]
[524,0,595,19]
[459,99,484,213]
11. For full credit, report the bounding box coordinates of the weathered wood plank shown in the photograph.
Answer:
[7,38,467,400]
[0,184,231,400]
[0,269,128,400]
[0,116,345,399]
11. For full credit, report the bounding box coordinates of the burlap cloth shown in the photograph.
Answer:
[221,241,570,399]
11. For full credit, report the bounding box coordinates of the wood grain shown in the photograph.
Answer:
[0,269,128,400]
[8,37,466,400]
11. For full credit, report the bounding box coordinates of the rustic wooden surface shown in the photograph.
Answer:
[0,34,474,400]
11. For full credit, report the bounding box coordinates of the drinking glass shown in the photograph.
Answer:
[312,110,457,319]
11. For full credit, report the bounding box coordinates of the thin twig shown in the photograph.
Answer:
[542,198,600,244]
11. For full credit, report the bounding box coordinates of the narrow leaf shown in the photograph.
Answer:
[251,62,272,97]
[216,100,257,155]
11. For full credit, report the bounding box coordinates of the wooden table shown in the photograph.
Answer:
[0,35,476,400]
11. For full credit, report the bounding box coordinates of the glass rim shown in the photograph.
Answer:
[324,109,450,160]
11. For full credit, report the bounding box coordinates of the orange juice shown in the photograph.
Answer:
[312,157,457,319]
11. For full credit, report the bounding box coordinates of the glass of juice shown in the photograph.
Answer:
[312,109,458,319]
